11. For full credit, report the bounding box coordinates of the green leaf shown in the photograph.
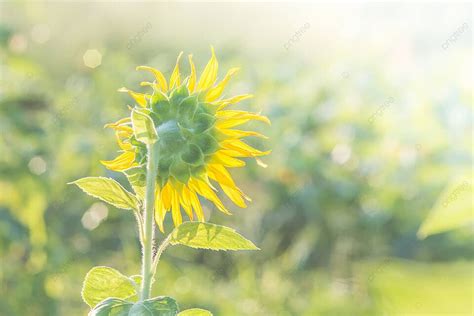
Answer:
[418,177,473,239]
[89,298,133,316]
[130,275,142,288]
[132,109,158,144]
[178,308,213,316]
[127,275,143,302]
[82,266,138,308]
[123,166,146,200]
[170,222,259,251]
[129,296,179,316]
[71,177,139,210]
[89,297,179,316]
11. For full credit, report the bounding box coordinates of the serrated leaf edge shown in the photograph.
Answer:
[170,222,260,251]
[81,266,138,308]
[69,176,140,211]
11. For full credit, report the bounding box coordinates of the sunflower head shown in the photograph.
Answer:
[101,48,270,231]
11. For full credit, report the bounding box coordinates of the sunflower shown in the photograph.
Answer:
[101,48,270,232]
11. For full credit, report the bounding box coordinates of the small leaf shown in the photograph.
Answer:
[88,298,132,316]
[89,296,178,316]
[71,177,139,210]
[170,222,259,251]
[178,308,213,316]
[129,296,179,316]
[82,266,138,308]
[129,275,143,288]
[132,109,158,144]
[123,166,147,200]
[127,275,143,302]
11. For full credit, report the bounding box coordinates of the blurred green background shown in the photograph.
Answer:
[0,2,472,315]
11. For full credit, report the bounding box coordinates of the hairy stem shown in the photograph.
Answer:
[140,143,158,300]
[133,210,145,247]
[151,234,172,281]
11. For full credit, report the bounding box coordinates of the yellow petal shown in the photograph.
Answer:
[104,117,131,128]
[218,148,244,157]
[217,110,270,123]
[187,54,197,93]
[206,164,236,188]
[116,129,133,139]
[100,151,137,171]
[140,81,159,90]
[180,185,194,220]
[106,125,133,133]
[216,94,253,110]
[136,66,168,92]
[211,151,246,168]
[205,67,239,102]
[221,139,271,157]
[221,184,247,208]
[118,87,148,108]
[197,46,218,91]
[188,188,204,222]
[169,51,183,90]
[154,187,166,232]
[170,187,182,227]
[189,178,231,215]
[196,173,217,191]
[219,128,268,140]
[206,165,248,208]
[104,118,133,134]
[115,131,133,151]
[216,111,271,129]
[161,181,172,211]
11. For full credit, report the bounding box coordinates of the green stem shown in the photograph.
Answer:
[140,143,158,300]
[133,210,145,247]
[151,234,172,281]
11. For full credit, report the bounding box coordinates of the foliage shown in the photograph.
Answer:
[0,3,472,315]
[170,222,259,251]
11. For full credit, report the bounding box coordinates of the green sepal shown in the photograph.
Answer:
[169,84,189,107]
[157,155,173,180]
[191,134,219,155]
[177,122,194,139]
[132,109,158,145]
[193,113,215,133]
[177,95,198,120]
[170,158,191,183]
[150,91,171,121]
[181,144,204,166]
